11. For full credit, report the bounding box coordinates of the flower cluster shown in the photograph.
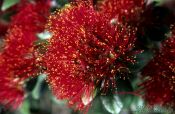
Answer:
[44,0,144,110]
[0,0,50,108]
[0,0,175,113]
[98,0,144,25]
[140,37,175,108]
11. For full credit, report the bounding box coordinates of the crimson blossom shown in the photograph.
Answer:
[140,37,175,108]
[0,0,50,109]
[98,0,145,26]
[44,0,144,110]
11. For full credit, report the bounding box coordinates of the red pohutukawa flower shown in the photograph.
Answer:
[140,37,175,108]
[98,0,145,25]
[0,0,50,109]
[0,55,25,109]
[44,1,138,110]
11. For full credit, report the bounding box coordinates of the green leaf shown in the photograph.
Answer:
[101,95,123,114]
[1,0,19,11]
[51,96,67,105]
[37,31,53,40]
[116,79,134,108]
[130,97,145,114]
[31,74,46,99]
[88,96,111,114]
[19,99,30,114]
[25,77,38,92]
[129,50,154,72]
[56,0,68,7]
